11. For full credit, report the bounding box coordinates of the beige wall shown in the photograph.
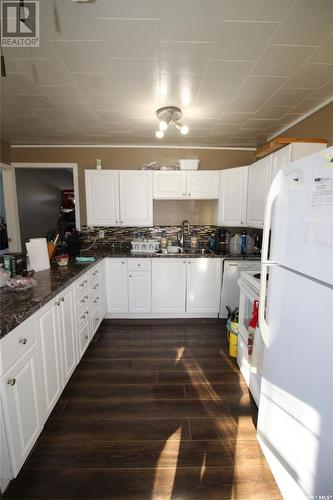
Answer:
[0,141,11,165]
[11,146,254,225]
[280,102,333,146]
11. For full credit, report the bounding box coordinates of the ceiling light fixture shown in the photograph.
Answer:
[155,106,189,139]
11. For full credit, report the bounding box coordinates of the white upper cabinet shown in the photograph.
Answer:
[153,171,218,199]
[119,171,153,226]
[153,171,187,199]
[187,171,219,199]
[271,142,326,182]
[218,166,248,226]
[186,259,222,314]
[85,170,153,227]
[85,170,119,226]
[246,155,273,228]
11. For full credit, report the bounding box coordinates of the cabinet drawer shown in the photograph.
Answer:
[77,307,90,331]
[90,280,101,296]
[75,273,89,295]
[76,288,89,313]
[91,290,101,308]
[89,266,99,282]
[128,259,151,271]
[0,315,36,376]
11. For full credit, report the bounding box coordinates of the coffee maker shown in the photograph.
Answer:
[214,228,231,255]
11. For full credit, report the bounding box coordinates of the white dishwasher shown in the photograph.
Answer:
[220,259,260,318]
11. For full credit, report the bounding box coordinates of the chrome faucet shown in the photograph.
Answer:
[179,220,190,248]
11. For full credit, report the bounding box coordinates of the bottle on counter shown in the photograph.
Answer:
[241,230,247,255]
[160,231,168,251]
[230,234,241,255]
[190,230,198,249]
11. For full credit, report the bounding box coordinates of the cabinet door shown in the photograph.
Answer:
[77,321,90,360]
[246,156,272,228]
[119,171,153,226]
[128,272,152,314]
[271,144,291,182]
[152,259,186,313]
[37,300,62,418]
[218,167,248,226]
[85,170,119,226]
[106,259,128,314]
[58,287,76,386]
[2,346,42,476]
[98,260,107,319]
[187,171,219,199]
[186,259,222,314]
[153,171,187,199]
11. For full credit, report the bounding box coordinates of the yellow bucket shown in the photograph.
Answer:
[227,321,238,358]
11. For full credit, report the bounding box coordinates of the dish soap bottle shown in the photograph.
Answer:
[241,230,247,255]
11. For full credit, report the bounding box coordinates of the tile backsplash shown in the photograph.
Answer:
[80,225,261,251]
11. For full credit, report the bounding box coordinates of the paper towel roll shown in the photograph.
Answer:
[26,238,50,272]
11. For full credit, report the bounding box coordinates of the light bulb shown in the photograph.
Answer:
[180,124,189,135]
[155,130,164,139]
[159,120,168,131]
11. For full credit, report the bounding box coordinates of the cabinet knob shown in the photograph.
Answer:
[7,378,16,386]
[19,338,27,345]
[55,299,60,306]
[84,335,89,340]
[120,221,124,224]
[188,193,191,196]
[129,275,132,278]
[116,221,119,224]
[61,297,64,302]
[95,317,99,322]
[183,261,186,264]
[122,261,125,264]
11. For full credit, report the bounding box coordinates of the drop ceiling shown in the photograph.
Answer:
[1,0,333,147]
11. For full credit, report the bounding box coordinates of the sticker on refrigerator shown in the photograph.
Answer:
[305,177,333,247]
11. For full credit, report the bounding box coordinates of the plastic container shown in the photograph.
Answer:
[178,159,199,170]
[227,319,238,358]
[230,234,241,255]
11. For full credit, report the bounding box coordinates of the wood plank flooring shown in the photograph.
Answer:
[4,319,281,500]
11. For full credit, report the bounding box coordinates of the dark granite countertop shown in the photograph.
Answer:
[0,249,260,339]
[0,259,101,340]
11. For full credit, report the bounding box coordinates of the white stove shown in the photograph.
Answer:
[239,270,261,292]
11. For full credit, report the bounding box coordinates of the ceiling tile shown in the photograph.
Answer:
[255,105,290,119]
[204,61,253,87]
[53,41,113,73]
[96,0,158,18]
[310,79,333,99]
[161,42,212,74]
[32,109,71,122]
[237,76,287,98]
[39,84,87,104]
[241,118,272,129]
[193,86,239,118]
[252,45,316,77]
[40,0,103,41]
[272,0,333,46]
[220,0,293,22]
[160,0,221,42]
[220,111,253,124]
[96,111,129,123]
[56,103,97,117]
[292,98,328,114]
[159,73,203,108]
[85,94,125,112]
[212,21,278,61]
[100,19,159,58]
[12,94,58,110]
[308,34,333,64]
[226,97,267,113]
[72,72,119,95]
[284,64,333,89]
[214,122,240,133]
[267,88,313,106]
[112,59,159,86]
[1,102,32,115]
[1,74,41,95]
[14,58,74,86]
[121,85,158,119]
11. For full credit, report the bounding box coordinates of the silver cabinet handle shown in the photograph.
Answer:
[61,297,64,302]
[7,378,16,386]
[84,279,88,284]
[95,317,99,322]
[129,275,132,278]
[80,282,84,288]
[84,335,89,340]
[19,338,27,345]
[188,193,191,196]
[55,299,60,306]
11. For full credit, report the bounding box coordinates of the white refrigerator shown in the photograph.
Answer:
[258,147,333,500]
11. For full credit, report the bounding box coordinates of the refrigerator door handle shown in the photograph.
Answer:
[259,173,281,346]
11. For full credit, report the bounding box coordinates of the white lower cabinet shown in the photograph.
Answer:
[36,300,62,419]
[106,259,128,313]
[152,259,187,314]
[77,320,90,359]
[1,345,43,476]
[128,272,152,313]
[186,259,222,314]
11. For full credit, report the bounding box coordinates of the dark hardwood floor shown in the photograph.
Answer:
[4,319,281,499]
